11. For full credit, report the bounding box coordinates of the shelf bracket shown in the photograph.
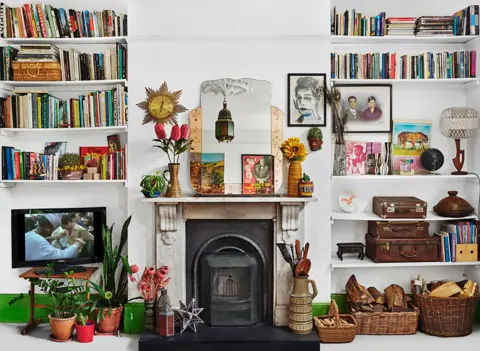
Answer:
[330,216,334,225]
[329,263,334,272]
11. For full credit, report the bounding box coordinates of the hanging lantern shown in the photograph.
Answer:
[158,303,175,337]
[215,98,234,143]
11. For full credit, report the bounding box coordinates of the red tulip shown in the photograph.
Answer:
[147,267,155,275]
[154,123,167,139]
[180,124,190,139]
[130,264,139,274]
[128,274,137,282]
[170,125,181,141]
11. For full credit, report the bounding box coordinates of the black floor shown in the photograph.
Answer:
[139,324,320,351]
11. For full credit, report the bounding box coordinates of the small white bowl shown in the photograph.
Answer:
[339,194,367,213]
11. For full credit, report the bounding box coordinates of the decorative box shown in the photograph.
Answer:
[12,62,62,81]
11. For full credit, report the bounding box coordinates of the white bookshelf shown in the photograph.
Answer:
[331,211,477,222]
[331,174,478,181]
[331,35,477,44]
[0,36,127,45]
[0,79,127,89]
[0,126,127,136]
[330,256,480,269]
[0,179,127,187]
[331,78,480,85]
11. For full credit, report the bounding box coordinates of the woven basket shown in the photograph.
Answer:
[314,300,357,343]
[349,302,419,335]
[413,292,478,337]
[12,62,62,81]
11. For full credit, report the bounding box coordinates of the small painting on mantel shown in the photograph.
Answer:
[391,120,432,175]
[288,73,327,127]
[200,153,225,194]
[242,154,274,195]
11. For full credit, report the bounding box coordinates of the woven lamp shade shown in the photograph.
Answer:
[439,107,479,139]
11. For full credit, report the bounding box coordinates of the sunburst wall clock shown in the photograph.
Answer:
[137,81,188,125]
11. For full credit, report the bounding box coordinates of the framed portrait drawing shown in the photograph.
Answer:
[241,154,274,195]
[334,84,392,133]
[288,73,327,127]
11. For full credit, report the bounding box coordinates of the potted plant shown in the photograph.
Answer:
[58,153,86,180]
[75,312,95,343]
[299,173,314,197]
[280,137,307,197]
[140,171,166,198]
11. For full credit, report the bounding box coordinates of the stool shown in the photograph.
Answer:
[336,242,365,261]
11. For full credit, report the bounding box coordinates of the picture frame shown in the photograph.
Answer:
[288,73,327,127]
[241,154,274,195]
[334,84,392,133]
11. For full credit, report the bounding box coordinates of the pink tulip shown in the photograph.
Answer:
[180,124,190,139]
[130,264,139,274]
[147,267,155,275]
[128,274,137,282]
[154,123,167,139]
[170,125,181,141]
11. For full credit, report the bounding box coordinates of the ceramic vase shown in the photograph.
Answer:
[287,161,302,197]
[144,300,155,332]
[165,163,182,198]
[288,276,318,335]
[333,144,346,176]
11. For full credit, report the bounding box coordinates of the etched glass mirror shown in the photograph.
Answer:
[189,78,284,195]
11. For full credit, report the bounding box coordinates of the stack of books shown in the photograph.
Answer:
[386,17,416,36]
[16,44,59,63]
[330,8,386,36]
[453,5,479,35]
[415,16,454,36]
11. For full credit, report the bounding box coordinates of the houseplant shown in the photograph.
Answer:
[280,137,307,197]
[152,123,192,198]
[58,153,86,180]
[299,173,314,197]
[75,312,96,343]
[140,171,166,198]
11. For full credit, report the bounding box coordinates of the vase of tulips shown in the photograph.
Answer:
[153,123,192,198]
[280,137,308,197]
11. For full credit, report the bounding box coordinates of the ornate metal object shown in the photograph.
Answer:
[174,298,204,333]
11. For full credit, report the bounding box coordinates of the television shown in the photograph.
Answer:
[11,207,106,272]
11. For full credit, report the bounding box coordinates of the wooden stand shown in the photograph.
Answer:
[19,267,97,335]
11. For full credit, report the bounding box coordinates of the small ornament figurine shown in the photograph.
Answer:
[307,127,323,151]
[174,299,204,333]
[59,109,70,128]
[158,303,175,337]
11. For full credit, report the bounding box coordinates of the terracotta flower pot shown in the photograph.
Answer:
[96,306,123,334]
[49,314,76,341]
[299,181,314,197]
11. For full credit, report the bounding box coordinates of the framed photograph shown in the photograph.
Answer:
[241,154,274,195]
[288,73,326,127]
[201,153,225,194]
[391,119,432,175]
[335,84,392,133]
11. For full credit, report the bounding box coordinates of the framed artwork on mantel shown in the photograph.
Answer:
[241,154,274,195]
[288,73,327,127]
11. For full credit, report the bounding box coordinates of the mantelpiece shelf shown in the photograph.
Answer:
[0,126,127,136]
[331,35,477,44]
[0,36,127,45]
[141,196,318,203]
[331,211,477,222]
[330,256,480,269]
[331,174,478,181]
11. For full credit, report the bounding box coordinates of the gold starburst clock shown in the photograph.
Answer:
[137,81,187,125]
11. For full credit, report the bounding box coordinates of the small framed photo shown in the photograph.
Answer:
[241,154,274,195]
[335,84,392,133]
[288,73,327,127]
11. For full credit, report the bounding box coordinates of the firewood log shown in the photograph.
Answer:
[384,284,407,311]
[367,286,385,304]
[429,281,462,297]
[345,275,375,306]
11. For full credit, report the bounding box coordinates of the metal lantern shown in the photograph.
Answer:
[158,303,175,337]
[215,99,234,143]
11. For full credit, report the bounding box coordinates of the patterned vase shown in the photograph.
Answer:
[287,160,302,197]
[144,300,155,332]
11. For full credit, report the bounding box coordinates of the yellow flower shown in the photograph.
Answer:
[280,137,307,162]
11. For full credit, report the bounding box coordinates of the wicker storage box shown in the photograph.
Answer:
[349,302,419,335]
[12,62,62,81]
[314,300,357,343]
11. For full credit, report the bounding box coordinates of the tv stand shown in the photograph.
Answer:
[34,265,87,275]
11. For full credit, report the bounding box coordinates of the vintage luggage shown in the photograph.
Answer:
[12,62,62,81]
[365,234,440,263]
[372,196,427,219]
[368,221,429,238]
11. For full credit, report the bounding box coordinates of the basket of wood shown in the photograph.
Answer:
[314,300,357,343]
[412,275,478,337]
[346,275,419,335]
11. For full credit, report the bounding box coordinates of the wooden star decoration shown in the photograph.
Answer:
[174,298,204,333]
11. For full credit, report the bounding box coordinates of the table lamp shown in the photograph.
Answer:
[439,107,479,175]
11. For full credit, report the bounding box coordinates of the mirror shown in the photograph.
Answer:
[189,78,283,195]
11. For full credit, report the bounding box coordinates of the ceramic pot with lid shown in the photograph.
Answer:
[433,191,474,218]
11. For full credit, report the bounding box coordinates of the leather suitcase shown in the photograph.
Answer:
[368,221,429,238]
[372,196,427,219]
[365,234,440,263]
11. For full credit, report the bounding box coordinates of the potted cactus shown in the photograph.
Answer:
[299,173,314,197]
[140,171,166,198]
[58,153,86,180]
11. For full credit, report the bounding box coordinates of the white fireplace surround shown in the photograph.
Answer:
[145,197,317,326]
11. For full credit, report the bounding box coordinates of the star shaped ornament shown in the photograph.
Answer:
[174,298,204,333]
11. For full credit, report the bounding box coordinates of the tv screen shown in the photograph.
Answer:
[11,207,106,268]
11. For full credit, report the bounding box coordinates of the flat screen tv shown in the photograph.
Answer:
[11,207,106,270]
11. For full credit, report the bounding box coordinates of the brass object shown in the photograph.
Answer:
[433,190,474,217]
[165,163,182,198]
[382,242,390,251]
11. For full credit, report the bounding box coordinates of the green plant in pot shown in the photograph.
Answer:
[75,312,96,343]
[58,153,86,180]
[140,171,166,198]
[298,173,314,198]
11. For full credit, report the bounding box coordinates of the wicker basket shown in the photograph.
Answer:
[349,302,419,335]
[413,293,478,337]
[314,300,357,343]
[12,62,61,81]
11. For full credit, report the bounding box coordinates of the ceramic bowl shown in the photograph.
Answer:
[338,194,367,213]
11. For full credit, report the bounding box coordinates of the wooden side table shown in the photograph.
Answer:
[19,267,97,335]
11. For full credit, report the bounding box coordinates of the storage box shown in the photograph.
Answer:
[368,221,429,238]
[372,196,427,219]
[12,62,61,81]
[457,244,478,262]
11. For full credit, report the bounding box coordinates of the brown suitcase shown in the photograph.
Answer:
[372,196,427,219]
[365,234,440,263]
[368,221,429,238]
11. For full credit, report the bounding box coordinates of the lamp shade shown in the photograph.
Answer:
[439,107,479,139]
[215,101,234,142]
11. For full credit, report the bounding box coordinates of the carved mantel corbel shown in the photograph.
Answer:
[155,203,178,246]
[279,202,302,245]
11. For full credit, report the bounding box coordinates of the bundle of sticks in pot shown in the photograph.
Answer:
[277,239,311,277]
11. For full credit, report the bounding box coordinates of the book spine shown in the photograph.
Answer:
[1,146,7,179]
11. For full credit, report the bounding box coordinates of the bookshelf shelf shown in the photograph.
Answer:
[331,35,477,45]
[0,126,128,136]
[331,174,478,181]
[331,78,480,85]
[0,79,127,89]
[0,179,127,187]
[330,256,480,269]
[330,211,478,222]
[0,36,128,45]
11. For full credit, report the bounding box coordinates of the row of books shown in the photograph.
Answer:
[1,85,128,129]
[437,221,478,262]
[331,51,477,80]
[0,3,127,38]
[331,6,479,36]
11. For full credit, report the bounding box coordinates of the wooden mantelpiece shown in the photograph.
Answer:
[142,195,317,326]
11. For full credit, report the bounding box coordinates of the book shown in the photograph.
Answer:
[107,134,120,152]
[44,141,67,155]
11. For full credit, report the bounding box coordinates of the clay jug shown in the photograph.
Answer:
[164,163,182,198]
[289,276,317,334]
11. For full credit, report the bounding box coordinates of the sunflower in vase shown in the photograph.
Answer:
[280,137,308,197]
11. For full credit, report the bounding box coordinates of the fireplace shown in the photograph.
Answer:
[186,220,273,326]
